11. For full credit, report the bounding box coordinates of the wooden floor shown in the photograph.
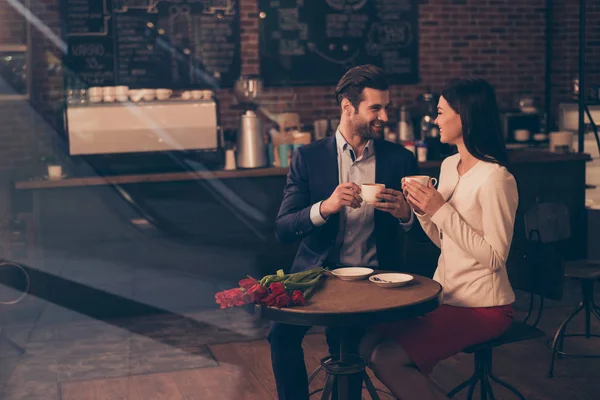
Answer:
[22,281,600,400]
[58,326,600,400]
[60,333,395,400]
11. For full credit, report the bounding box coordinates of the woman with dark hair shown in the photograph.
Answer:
[359,78,519,400]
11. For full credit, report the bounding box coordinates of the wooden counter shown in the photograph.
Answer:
[13,150,591,190]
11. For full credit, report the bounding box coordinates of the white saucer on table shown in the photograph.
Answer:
[369,273,414,288]
[331,267,374,281]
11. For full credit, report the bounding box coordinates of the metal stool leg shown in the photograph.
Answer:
[485,379,497,400]
[584,281,593,338]
[488,373,527,400]
[308,363,398,399]
[466,376,478,400]
[450,347,528,400]
[320,373,335,400]
[308,365,324,384]
[548,301,584,377]
[592,306,600,323]
[480,350,490,400]
[362,372,381,400]
[447,374,478,398]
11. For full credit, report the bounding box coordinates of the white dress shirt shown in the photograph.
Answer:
[416,153,518,307]
[308,131,414,267]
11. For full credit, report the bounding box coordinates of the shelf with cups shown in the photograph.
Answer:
[66,86,215,106]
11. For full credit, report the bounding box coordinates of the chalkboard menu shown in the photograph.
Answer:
[61,0,240,89]
[258,0,418,87]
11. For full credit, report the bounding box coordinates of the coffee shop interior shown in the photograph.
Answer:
[0,0,600,399]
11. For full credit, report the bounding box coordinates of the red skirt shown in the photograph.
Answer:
[376,304,513,375]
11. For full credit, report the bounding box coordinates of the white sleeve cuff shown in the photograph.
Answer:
[398,211,415,231]
[310,201,328,226]
[414,209,430,221]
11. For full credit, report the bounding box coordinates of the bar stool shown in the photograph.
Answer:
[307,359,397,399]
[448,203,567,400]
[548,260,600,377]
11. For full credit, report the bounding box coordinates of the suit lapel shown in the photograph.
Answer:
[374,139,389,187]
[323,136,339,194]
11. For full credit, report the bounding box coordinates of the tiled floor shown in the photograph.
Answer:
[0,305,271,400]
[1,243,600,399]
[1,283,600,399]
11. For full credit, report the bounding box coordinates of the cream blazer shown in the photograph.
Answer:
[416,154,518,307]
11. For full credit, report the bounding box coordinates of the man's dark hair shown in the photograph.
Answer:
[335,64,389,111]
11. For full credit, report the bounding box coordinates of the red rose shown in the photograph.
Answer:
[230,288,250,306]
[275,293,292,308]
[269,282,286,296]
[239,277,258,290]
[215,290,233,308]
[261,293,278,307]
[215,288,249,308]
[246,283,268,303]
[291,290,305,305]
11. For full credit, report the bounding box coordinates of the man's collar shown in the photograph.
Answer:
[335,129,373,156]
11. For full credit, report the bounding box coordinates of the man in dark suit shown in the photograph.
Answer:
[269,65,421,400]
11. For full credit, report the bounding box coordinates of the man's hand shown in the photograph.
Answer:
[320,182,362,219]
[372,188,412,221]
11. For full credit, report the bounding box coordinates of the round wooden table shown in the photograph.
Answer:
[254,273,442,400]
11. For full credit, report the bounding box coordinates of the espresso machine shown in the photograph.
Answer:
[234,75,267,168]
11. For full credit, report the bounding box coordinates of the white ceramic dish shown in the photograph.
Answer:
[331,267,374,281]
[369,273,414,288]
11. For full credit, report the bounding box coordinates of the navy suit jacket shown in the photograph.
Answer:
[275,136,423,273]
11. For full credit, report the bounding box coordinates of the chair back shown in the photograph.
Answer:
[507,202,571,302]
[524,202,571,244]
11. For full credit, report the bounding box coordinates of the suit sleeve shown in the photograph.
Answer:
[275,148,320,244]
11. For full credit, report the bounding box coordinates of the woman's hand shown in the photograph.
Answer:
[402,179,446,216]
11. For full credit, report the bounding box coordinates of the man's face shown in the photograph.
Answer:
[349,88,390,140]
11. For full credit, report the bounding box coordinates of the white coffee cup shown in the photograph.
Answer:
[514,129,530,142]
[224,149,237,170]
[361,183,385,204]
[156,89,172,100]
[47,165,63,180]
[115,86,129,102]
[191,90,203,100]
[103,86,116,102]
[404,175,437,189]
[141,89,156,101]
[88,86,103,103]
[181,91,192,100]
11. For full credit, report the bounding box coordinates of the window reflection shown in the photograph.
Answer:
[0,51,27,95]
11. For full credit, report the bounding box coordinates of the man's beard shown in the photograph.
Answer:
[354,119,385,140]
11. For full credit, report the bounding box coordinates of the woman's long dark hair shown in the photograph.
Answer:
[441,78,508,167]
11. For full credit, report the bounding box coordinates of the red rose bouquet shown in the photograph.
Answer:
[215,267,327,309]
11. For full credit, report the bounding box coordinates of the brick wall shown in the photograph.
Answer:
[551,0,600,112]
[0,0,26,45]
[223,0,599,131]
[0,0,599,172]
